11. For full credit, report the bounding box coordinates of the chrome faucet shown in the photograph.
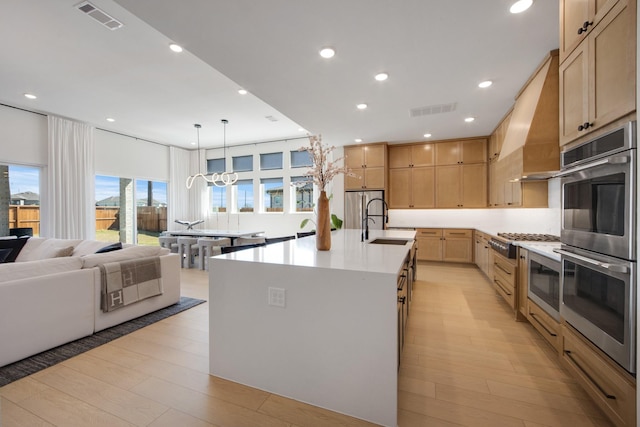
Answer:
[362,198,389,241]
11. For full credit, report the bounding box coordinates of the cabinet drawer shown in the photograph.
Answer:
[527,299,561,354]
[494,275,515,309]
[417,228,442,237]
[562,324,636,427]
[493,255,516,280]
[444,229,472,238]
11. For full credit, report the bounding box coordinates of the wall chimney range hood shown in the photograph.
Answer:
[498,50,560,181]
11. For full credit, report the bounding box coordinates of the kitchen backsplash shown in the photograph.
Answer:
[388,179,561,236]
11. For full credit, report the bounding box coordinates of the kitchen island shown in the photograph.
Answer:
[209,229,416,427]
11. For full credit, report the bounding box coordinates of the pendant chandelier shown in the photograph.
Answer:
[185,120,238,189]
[211,119,238,187]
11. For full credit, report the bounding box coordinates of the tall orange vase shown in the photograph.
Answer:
[316,191,331,251]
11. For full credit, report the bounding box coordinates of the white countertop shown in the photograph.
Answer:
[518,242,561,261]
[214,229,416,275]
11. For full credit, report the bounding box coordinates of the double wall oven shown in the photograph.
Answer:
[558,120,637,373]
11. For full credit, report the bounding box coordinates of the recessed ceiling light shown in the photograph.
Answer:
[464,117,475,123]
[510,0,533,14]
[191,142,196,146]
[106,117,115,122]
[375,72,388,82]
[354,138,363,143]
[357,103,368,110]
[238,89,248,95]
[319,47,335,59]
[478,80,493,88]
[24,93,37,99]
[169,43,183,53]
[423,133,432,138]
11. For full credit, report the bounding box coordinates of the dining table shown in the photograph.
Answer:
[165,229,265,246]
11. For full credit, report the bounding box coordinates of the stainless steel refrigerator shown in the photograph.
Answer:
[344,190,385,230]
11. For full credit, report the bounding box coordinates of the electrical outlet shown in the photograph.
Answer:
[268,287,286,308]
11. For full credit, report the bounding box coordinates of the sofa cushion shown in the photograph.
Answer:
[0,257,83,283]
[95,242,123,253]
[73,240,114,257]
[81,245,167,269]
[16,238,83,262]
[0,236,30,263]
[53,246,75,257]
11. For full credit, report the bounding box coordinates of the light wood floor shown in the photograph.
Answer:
[0,263,613,426]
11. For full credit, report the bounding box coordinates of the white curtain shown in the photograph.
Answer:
[169,147,208,230]
[42,116,95,239]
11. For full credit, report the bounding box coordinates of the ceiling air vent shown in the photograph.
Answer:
[409,102,457,118]
[77,1,123,30]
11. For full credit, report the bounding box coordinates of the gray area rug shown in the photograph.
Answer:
[0,296,205,387]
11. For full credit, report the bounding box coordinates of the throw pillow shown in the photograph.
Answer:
[0,236,29,263]
[0,248,13,263]
[53,246,75,258]
[95,242,123,254]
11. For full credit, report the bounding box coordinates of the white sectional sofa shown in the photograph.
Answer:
[0,237,181,367]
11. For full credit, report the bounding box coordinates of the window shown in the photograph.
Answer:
[2,164,41,236]
[211,185,227,212]
[207,158,226,174]
[261,178,283,212]
[232,155,253,172]
[260,152,283,170]
[291,176,314,212]
[95,175,167,245]
[135,179,167,246]
[95,175,125,243]
[291,150,312,168]
[234,179,254,212]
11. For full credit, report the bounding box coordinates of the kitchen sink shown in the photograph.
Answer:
[369,238,410,245]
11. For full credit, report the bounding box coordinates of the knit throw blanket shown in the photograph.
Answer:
[100,257,163,312]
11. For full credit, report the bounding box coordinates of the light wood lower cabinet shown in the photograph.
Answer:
[527,298,562,354]
[416,228,473,263]
[474,232,491,278]
[561,323,636,427]
[493,251,517,313]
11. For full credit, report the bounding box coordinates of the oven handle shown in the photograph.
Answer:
[556,155,629,177]
[554,249,630,274]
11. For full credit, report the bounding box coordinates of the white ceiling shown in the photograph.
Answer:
[0,0,559,150]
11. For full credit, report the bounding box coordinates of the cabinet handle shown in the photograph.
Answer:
[494,263,512,275]
[577,21,593,35]
[577,122,593,131]
[449,232,466,235]
[529,312,557,337]
[564,350,616,400]
[494,279,512,296]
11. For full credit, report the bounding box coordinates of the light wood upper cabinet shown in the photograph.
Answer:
[388,144,434,169]
[489,112,512,160]
[560,0,622,62]
[435,139,486,166]
[435,164,487,208]
[559,0,636,146]
[344,144,386,190]
[389,167,435,209]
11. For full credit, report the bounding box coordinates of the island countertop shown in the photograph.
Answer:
[215,228,416,275]
[209,228,414,426]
